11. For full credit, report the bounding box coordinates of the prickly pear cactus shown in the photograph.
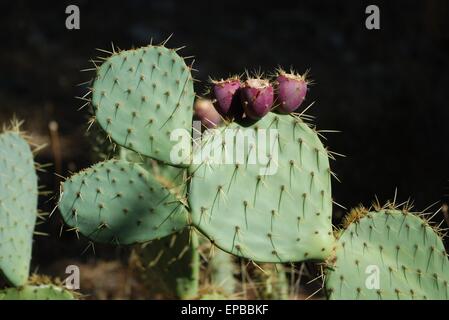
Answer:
[59,159,189,244]
[0,285,75,300]
[131,229,199,299]
[92,44,195,166]
[325,206,449,300]
[189,112,334,262]
[0,127,38,286]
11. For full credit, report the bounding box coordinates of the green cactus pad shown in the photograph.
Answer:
[0,131,38,286]
[92,45,195,166]
[255,264,289,300]
[0,285,75,300]
[59,159,189,244]
[189,113,334,262]
[132,229,199,299]
[325,208,449,300]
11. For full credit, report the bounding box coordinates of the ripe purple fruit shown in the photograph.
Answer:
[194,98,222,129]
[240,79,274,120]
[275,72,308,114]
[212,78,241,118]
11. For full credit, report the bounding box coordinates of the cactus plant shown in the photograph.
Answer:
[240,78,274,119]
[0,123,38,286]
[325,205,449,300]
[194,98,222,129]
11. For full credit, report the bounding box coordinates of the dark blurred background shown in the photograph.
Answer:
[1,0,448,297]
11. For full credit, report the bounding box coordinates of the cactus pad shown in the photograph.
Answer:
[131,229,199,299]
[92,45,195,166]
[0,285,75,300]
[0,131,37,286]
[189,113,334,262]
[325,208,449,300]
[59,159,189,244]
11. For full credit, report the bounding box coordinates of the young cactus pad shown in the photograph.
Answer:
[0,285,75,300]
[189,113,334,262]
[131,229,200,299]
[59,159,189,244]
[92,45,195,166]
[0,130,38,286]
[325,208,449,300]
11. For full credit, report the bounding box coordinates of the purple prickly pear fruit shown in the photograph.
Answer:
[194,98,222,129]
[212,78,241,117]
[275,72,308,114]
[240,78,274,119]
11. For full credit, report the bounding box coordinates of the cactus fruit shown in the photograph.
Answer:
[211,78,242,119]
[130,229,200,299]
[325,206,449,300]
[0,126,38,286]
[0,285,75,300]
[194,98,223,129]
[59,159,189,244]
[240,78,274,119]
[275,71,308,114]
[91,44,195,166]
[189,112,334,262]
